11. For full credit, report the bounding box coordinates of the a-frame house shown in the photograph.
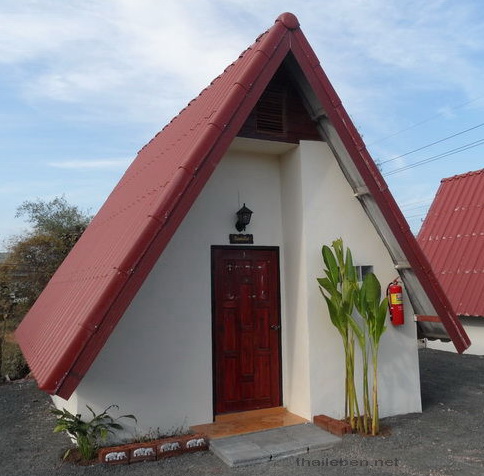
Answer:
[16,13,469,435]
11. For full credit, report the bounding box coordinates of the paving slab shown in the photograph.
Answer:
[209,423,341,467]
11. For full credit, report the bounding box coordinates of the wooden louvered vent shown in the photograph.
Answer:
[256,85,286,135]
[237,63,322,143]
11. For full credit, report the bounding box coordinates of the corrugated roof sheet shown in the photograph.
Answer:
[15,12,469,399]
[418,169,484,317]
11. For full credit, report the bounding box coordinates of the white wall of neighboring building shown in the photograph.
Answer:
[52,138,421,437]
[426,316,484,355]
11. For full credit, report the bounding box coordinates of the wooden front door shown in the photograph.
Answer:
[212,247,282,414]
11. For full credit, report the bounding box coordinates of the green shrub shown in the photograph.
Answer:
[52,405,137,461]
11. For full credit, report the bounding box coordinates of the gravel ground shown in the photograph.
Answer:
[2,348,484,476]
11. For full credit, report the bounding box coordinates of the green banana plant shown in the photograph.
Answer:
[318,238,388,435]
[318,239,362,431]
[348,311,371,434]
[357,272,388,435]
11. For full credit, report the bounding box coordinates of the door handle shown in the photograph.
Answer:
[270,325,281,330]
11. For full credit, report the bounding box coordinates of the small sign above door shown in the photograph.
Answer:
[229,234,254,244]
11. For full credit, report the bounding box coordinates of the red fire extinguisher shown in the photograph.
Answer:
[387,278,404,326]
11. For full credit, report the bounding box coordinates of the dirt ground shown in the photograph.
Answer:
[2,348,484,476]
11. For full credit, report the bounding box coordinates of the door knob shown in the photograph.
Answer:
[270,325,281,330]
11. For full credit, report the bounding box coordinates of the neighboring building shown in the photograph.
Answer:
[418,169,484,354]
[16,13,469,437]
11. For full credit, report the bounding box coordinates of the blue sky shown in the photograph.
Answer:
[1,0,483,249]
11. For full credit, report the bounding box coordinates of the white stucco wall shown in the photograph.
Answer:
[280,141,421,420]
[53,138,421,437]
[53,142,287,436]
[426,316,484,355]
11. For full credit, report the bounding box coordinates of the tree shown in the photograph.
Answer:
[0,196,91,380]
[16,196,90,239]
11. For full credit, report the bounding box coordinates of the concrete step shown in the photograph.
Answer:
[209,423,341,467]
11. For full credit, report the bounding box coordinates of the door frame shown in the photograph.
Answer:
[211,245,283,417]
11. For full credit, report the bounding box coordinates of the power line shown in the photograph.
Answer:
[400,198,433,209]
[400,203,431,212]
[379,121,484,165]
[367,94,484,146]
[405,213,428,219]
[383,137,484,176]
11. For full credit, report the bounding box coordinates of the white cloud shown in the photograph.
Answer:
[2,0,484,245]
[0,0,253,124]
[48,159,132,170]
[2,0,484,131]
[0,1,97,63]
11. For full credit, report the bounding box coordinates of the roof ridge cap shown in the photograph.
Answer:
[276,12,300,30]
[442,168,484,183]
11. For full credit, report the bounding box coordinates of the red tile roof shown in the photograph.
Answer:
[15,12,470,399]
[418,169,484,317]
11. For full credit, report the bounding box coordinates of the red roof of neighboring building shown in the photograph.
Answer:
[418,169,484,317]
[16,12,470,399]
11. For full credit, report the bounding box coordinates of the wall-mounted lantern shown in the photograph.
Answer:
[235,204,253,232]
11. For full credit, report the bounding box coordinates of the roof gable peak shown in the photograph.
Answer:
[276,12,301,30]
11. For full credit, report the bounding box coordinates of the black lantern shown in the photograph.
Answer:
[235,204,253,232]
